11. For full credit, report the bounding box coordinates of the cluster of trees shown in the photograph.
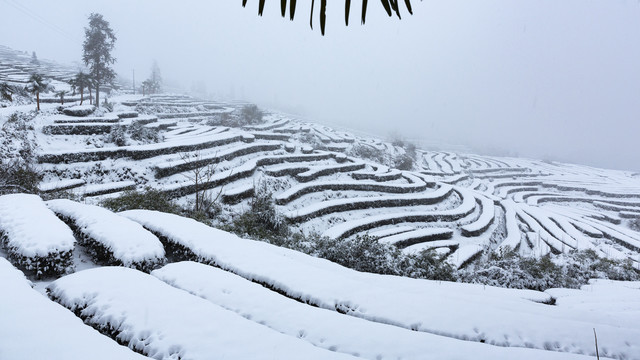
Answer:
[1,74,55,111]
[1,13,117,111]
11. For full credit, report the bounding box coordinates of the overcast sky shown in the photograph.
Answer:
[1,0,639,171]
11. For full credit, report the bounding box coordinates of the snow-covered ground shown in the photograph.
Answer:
[2,49,640,359]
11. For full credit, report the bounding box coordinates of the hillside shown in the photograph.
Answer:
[1,46,640,360]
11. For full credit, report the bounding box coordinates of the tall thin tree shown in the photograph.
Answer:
[82,13,117,108]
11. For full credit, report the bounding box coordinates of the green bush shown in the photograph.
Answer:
[101,187,181,214]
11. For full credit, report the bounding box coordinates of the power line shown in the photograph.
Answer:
[0,0,81,43]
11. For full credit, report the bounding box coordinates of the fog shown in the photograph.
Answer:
[1,0,639,171]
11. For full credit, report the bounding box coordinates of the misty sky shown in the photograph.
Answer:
[1,0,639,171]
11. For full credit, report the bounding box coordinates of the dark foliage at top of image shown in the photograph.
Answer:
[243,0,417,35]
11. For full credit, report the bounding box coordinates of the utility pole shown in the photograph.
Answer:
[132,69,135,95]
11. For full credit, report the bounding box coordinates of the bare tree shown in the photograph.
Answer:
[179,151,230,216]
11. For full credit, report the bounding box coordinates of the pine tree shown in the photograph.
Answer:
[150,60,162,93]
[82,13,116,108]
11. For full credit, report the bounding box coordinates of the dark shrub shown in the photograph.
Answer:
[394,153,414,170]
[101,187,181,214]
[348,143,387,165]
[239,104,263,125]
[128,121,162,143]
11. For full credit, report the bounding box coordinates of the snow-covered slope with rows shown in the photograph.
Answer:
[1,50,640,358]
[14,92,638,271]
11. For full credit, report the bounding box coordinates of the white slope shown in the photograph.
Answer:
[153,261,597,360]
[121,210,640,359]
[0,258,147,360]
[46,199,165,268]
[47,266,358,360]
[0,194,75,258]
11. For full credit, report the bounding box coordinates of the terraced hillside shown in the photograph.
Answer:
[1,194,639,359]
[28,93,640,271]
[0,45,79,86]
[2,91,640,359]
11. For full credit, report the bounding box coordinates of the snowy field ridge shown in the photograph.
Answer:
[121,210,639,359]
[0,194,75,276]
[46,199,165,271]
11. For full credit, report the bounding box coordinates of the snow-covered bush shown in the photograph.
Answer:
[102,99,114,112]
[106,125,127,146]
[311,234,403,275]
[101,187,181,214]
[393,153,414,170]
[227,181,287,239]
[239,104,264,125]
[348,143,387,165]
[62,105,95,117]
[459,247,640,291]
[206,112,232,126]
[127,121,162,144]
[0,112,41,194]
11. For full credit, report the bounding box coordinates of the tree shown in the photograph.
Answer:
[25,74,54,111]
[150,61,162,93]
[141,61,162,95]
[55,90,68,105]
[141,79,153,96]
[242,0,416,35]
[82,13,116,108]
[0,82,15,102]
[72,72,91,105]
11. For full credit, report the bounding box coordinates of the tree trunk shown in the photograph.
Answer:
[89,87,93,105]
[80,88,84,105]
[36,91,40,111]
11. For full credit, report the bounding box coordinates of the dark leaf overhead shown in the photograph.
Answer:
[242,0,416,35]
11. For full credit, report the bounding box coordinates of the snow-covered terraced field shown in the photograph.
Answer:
[2,88,640,359]
[23,93,640,269]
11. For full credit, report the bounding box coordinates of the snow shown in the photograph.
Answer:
[46,199,165,268]
[321,187,475,239]
[284,185,453,222]
[153,261,597,360]
[47,266,358,360]
[38,178,86,192]
[377,228,453,247]
[120,210,640,358]
[0,194,75,258]
[74,180,136,196]
[0,258,146,360]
